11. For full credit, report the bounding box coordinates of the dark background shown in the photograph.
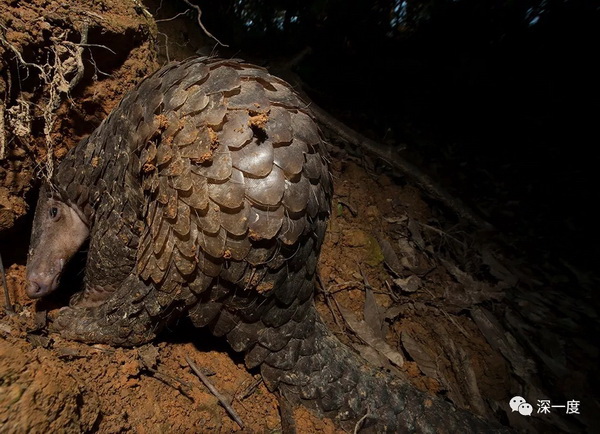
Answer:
[187,0,599,276]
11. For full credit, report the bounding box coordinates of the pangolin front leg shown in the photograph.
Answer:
[52,273,158,346]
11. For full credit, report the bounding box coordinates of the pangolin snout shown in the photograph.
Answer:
[26,269,61,298]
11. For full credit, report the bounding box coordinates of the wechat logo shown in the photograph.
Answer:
[509,396,533,416]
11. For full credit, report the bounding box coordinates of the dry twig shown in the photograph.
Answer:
[145,366,194,400]
[155,10,191,23]
[354,409,373,434]
[181,0,228,47]
[337,198,358,216]
[185,355,245,429]
[0,251,14,314]
[235,376,262,401]
[316,275,345,332]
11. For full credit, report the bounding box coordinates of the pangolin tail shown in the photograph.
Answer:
[249,302,507,433]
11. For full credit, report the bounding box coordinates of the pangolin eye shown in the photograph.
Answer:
[49,207,59,220]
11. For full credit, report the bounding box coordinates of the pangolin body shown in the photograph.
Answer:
[26,58,507,432]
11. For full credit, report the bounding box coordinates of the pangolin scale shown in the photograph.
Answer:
[26,57,507,432]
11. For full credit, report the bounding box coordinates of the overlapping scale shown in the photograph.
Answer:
[152,216,170,257]
[155,177,169,204]
[227,80,270,113]
[179,185,208,210]
[179,172,208,210]
[226,321,263,352]
[164,86,188,111]
[140,141,157,167]
[219,200,250,236]
[197,93,227,126]
[220,259,248,283]
[157,62,184,88]
[202,65,241,94]
[137,114,158,144]
[173,247,196,276]
[303,152,323,182]
[172,121,199,148]
[248,205,285,240]
[164,192,178,220]
[155,234,175,274]
[207,167,245,209]
[245,242,278,266]
[192,201,220,234]
[273,139,307,177]
[315,180,330,215]
[237,63,270,78]
[161,110,182,138]
[290,110,320,145]
[162,151,187,177]
[137,231,153,276]
[279,211,307,245]
[192,143,232,181]
[231,137,274,177]
[174,224,197,258]
[224,233,252,260]
[182,86,210,116]
[264,106,292,144]
[305,184,320,219]
[143,91,163,121]
[156,143,173,167]
[178,63,210,90]
[219,110,253,149]
[282,174,310,213]
[188,301,223,327]
[265,79,305,108]
[197,252,223,277]
[148,200,160,237]
[127,100,144,126]
[149,256,165,284]
[245,165,285,206]
[172,201,191,236]
[171,167,193,192]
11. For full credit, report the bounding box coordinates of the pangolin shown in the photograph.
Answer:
[26,57,507,432]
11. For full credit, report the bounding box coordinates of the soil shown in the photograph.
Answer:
[1,1,598,433]
[0,159,511,433]
[0,0,158,235]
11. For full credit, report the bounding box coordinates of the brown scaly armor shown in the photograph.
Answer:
[26,57,508,432]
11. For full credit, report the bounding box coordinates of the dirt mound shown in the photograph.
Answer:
[0,0,158,233]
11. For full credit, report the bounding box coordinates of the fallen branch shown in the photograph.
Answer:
[0,251,14,314]
[185,355,245,429]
